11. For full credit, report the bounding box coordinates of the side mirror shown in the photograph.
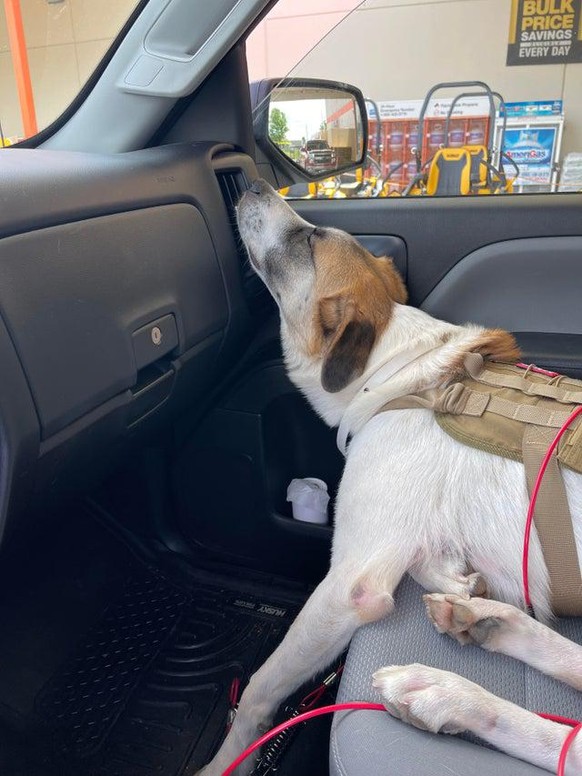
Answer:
[251,78,368,181]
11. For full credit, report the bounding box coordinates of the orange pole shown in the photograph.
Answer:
[4,0,37,138]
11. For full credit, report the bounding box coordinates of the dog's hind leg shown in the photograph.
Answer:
[425,594,582,690]
[199,560,405,776]
[409,556,488,598]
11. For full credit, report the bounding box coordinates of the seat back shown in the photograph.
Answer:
[425,148,472,196]
[465,145,488,187]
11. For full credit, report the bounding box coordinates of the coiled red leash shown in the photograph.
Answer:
[221,702,385,776]
[221,706,581,776]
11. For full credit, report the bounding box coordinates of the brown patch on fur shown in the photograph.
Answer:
[445,328,521,382]
[308,232,407,392]
[471,329,521,363]
[372,256,408,305]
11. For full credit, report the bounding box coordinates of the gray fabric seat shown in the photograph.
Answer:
[330,576,582,775]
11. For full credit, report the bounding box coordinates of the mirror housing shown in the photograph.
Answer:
[251,78,368,181]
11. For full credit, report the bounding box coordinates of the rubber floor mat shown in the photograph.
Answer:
[31,569,303,776]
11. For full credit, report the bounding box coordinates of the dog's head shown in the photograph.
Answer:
[237,179,407,393]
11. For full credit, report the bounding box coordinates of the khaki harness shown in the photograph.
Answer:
[380,353,582,617]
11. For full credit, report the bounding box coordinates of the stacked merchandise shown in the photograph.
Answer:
[368,97,490,192]
[559,153,582,192]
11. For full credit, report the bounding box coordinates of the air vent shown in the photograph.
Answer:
[216,169,249,268]
[216,169,270,311]
[216,169,249,216]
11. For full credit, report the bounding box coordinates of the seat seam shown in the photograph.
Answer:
[330,714,350,776]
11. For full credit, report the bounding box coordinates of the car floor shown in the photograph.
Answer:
[0,506,333,776]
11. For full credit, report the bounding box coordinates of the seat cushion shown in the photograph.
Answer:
[331,576,582,776]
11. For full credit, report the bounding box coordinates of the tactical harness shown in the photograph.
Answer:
[342,352,582,617]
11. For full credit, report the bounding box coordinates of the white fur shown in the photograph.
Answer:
[199,181,582,776]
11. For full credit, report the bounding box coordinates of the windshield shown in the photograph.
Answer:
[0,0,139,145]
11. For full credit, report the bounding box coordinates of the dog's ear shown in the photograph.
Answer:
[319,294,377,393]
[373,256,408,304]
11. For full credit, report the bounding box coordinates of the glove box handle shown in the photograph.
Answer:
[128,359,175,426]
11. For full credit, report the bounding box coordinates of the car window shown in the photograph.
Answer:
[248,0,582,198]
[0,0,139,145]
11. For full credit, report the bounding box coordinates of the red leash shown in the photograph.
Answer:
[221,702,385,776]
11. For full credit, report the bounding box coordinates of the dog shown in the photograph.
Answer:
[200,179,582,775]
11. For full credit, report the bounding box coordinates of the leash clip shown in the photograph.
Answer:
[226,676,241,732]
[227,706,238,730]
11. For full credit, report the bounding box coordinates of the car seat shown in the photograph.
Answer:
[330,575,582,775]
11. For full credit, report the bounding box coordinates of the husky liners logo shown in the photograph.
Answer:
[257,604,287,617]
[232,598,288,618]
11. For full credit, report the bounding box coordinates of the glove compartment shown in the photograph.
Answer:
[0,203,228,439]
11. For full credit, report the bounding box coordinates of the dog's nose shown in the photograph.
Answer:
[248,179,272,196]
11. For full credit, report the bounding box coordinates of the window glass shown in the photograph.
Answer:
[248,0,582,197]
[0,0,139,145]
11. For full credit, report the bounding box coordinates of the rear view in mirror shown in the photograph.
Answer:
[253,78,368,180]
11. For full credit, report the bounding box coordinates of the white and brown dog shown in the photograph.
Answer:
[201,179,582,775]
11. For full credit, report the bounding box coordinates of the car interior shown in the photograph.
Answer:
[0,1,581,774]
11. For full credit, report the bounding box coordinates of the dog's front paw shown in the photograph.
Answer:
[372,664,495,736]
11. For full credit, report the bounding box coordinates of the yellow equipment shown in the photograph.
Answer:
[425,148,472,196]
[399,81,518,197]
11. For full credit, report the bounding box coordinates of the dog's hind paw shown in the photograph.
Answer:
[423,594,522,648]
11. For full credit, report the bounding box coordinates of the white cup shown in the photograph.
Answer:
[286,477,330,524]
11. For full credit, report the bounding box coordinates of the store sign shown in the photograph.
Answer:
[507,0,582,65]
[500,100,563,117]
[502,126,558,185]
[373,97,490,120]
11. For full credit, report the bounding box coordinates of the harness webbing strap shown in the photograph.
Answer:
[465,353,582,405]
[380,388,578,429]
[486,394,576,429]
[522,423,582,616]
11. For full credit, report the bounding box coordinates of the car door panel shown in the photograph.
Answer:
[421,236,582,335]
[291,195,582,306]
[513,333,582,380]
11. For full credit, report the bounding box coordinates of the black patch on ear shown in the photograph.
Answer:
[321,319,376,393]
